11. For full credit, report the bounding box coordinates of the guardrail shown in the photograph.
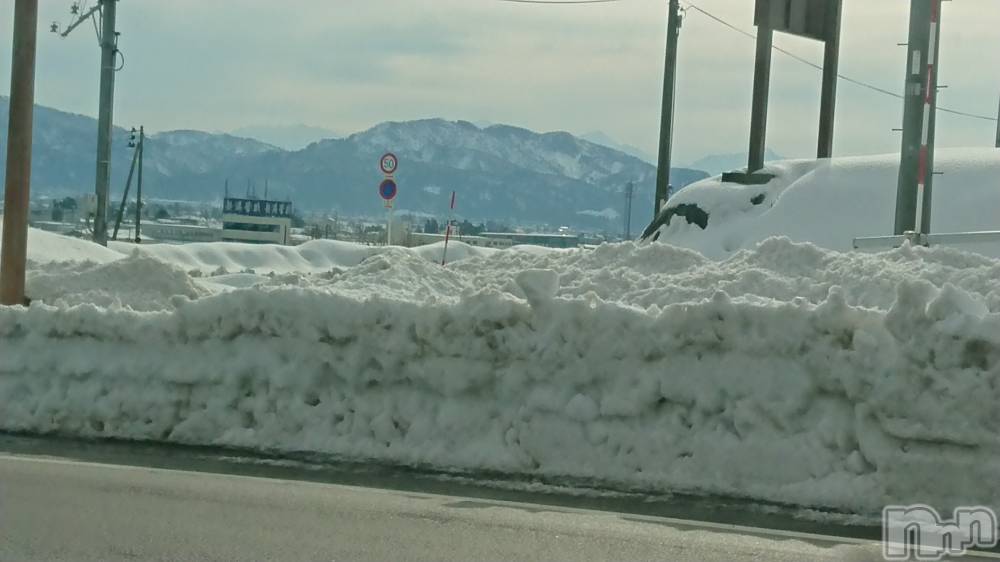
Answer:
[853,230,1000,250]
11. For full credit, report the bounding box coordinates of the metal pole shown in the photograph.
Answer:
[135,126,143,243]
[894,0,937,235]
[653,0,681,218]
[817,0,843,159]
[623,181,634,240]
[92,0,117,246]
[1,0,39,306]
[995,95,1000,148]
[386,205,393,246]
[747,24,773,172]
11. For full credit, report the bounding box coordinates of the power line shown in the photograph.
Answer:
[498,0,620,4]
[683,1,998,123]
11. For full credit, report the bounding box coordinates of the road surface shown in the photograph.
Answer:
[0,437,995,561]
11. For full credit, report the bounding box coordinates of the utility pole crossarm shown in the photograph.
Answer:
[56,4,101,38]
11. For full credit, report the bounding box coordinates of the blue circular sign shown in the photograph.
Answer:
[379,179,398,201]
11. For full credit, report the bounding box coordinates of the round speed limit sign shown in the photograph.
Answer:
[380,153,398,175]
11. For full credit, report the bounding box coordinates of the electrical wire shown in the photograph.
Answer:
[498,0,620,4]
[682,1,998,122]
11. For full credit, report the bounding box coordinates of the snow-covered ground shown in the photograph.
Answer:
[651,148,1000,259]
[2,222,1000,517]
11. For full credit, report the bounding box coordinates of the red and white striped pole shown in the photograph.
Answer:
[894,0,942,236]
[441,191,456,266]
[914,0,940,234]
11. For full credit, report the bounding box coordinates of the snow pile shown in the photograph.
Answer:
[651,148,1000,259]
[2,228,1000,515]
[26,252,206,311]
[17,227,122,265]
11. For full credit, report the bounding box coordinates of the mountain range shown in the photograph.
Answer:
[0,97,709,229]
[230,124,341,151]
[686,148,785,176]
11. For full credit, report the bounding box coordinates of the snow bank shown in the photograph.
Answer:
[0,224,122,265]
[651,148,1000,259]
[3,229,1000,515]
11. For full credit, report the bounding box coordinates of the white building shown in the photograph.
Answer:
[140,222,223,243]
[222,197,293,245]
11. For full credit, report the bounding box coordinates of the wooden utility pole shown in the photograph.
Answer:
[653,0,682,218]
[1,0,39,306]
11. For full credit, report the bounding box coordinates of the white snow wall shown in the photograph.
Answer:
[2,281,999,515]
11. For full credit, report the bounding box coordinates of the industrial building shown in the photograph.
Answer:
[221,196,293,245]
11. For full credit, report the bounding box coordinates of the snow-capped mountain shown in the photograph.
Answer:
[145,130,280,175]
[1,99,707,228]
[579,130,656,164]
[0,96,279,196]
[686,149,785,176]
[231,124,340,151]
[197,119,707,227]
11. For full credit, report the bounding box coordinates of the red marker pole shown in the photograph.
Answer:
[441,191,456,266]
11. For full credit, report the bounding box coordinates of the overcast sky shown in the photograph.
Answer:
[2,0,998,163]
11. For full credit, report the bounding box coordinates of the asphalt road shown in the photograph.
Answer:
[0,451,890,562]
[1,436,998,561]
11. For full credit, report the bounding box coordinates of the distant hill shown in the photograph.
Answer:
[580,131,656,164]
[231,124,341,151]
[186,119,708,227]
[0,98,708,229]
[0,95,280,198]
[687,149,785,176]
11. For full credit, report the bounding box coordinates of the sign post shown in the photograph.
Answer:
[378,152,399,246]
[724,0,842,185]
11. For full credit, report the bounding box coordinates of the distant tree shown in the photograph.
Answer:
[485,220,509,233]
[155,208,170,220]
[51,207,64,222]
[424,218,440,234]
[60,197,78,211]
[458,220,485,236]
[291,213,306,228]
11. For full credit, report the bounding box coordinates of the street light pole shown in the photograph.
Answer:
[1,0,39,306]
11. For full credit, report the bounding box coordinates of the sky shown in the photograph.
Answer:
[1,0,999,164]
